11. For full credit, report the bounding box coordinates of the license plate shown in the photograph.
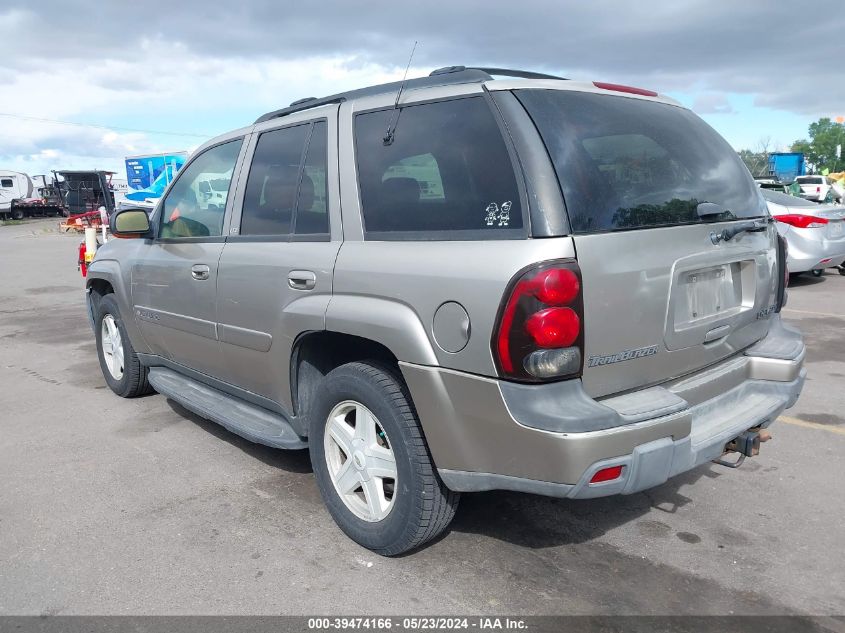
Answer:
[684,265,738,321]
[829,221,844,237]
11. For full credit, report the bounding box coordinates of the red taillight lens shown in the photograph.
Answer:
[775,214,828,229]
[534,268,580,305]
[590,465,623,483]
[493,260,584,382]
[593,81,658,97]
[525,307,580,348]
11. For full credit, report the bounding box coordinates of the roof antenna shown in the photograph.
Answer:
[383,40,418,146]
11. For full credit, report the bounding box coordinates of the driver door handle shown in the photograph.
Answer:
[191,264,210,281]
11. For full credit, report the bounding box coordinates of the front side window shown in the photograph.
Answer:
[355,97,524,238]
[1,178,13,188]
[160,139,242,239]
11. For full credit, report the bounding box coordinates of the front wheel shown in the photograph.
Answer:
[309,361,459,556]
[95,294,153,397]
[10,207,24,221]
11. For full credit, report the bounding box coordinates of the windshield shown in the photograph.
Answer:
[760,188,818,207]
[516,90,767,233]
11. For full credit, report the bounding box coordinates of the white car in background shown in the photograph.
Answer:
[761,188,845,276]
[794,175,845,203]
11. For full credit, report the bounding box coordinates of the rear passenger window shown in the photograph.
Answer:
[295,121,329,235]
[240,120,329,237]
[240,124,310,236]
[355,97,524,238]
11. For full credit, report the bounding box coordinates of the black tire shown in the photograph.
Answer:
[10,207,24,221]
[95,294,153,398]
[811,269,824,277]
[309,361,459,556]
[839,267,845,276]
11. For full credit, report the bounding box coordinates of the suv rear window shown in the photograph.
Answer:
[516,90,767,233]
[796,176,823,184]
[355,97,524,239]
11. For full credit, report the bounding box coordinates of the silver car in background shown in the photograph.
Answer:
[762,188,845,276]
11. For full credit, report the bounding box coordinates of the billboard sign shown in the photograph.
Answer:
[124,152,188,202]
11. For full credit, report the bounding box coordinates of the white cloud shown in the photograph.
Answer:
[2,0,845,174]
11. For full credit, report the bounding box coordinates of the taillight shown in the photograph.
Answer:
[775,214,828,229]
[592,81,658,97]
[493,260,584,382]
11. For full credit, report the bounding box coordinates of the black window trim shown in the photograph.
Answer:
[352,93,530,242]
[154,136,246,244]
[228,117,332,243]
[488,89,571,237]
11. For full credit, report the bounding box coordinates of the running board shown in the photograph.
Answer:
[147,367,307,450]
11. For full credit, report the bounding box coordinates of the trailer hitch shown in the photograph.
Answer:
[712,428,771,468]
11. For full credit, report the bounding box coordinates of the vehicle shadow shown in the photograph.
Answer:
[788,273,827,287]
[164,398,722,551]
[165,399,313,474]
[444,465,721,550]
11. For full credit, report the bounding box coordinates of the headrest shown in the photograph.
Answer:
[380,177,420,205]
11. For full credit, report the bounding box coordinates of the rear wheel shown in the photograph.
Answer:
[95,294,153,397]
[811,269,824,278]
[10,207,24,221]
[309,361,459,556]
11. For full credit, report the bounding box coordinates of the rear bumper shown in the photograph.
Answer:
[402,316,805,499]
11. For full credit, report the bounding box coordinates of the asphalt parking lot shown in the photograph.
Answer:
[0,218,843,616]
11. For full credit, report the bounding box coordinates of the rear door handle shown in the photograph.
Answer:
[288,270,316,290]
[191,264,210,281]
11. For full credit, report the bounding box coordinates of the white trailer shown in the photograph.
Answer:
[0,171,34,219]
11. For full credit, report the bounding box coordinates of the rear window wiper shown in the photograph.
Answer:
[709,219,770,244]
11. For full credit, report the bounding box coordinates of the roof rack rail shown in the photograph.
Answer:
[429,66,566,80]
[255,68,491,124]
[289,96,318,107]
[468,67,566,80]
[254,66,564,124]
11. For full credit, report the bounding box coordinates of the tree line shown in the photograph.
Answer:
[739,118,845,177]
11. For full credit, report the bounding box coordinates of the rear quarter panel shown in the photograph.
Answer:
[329,238,576,374]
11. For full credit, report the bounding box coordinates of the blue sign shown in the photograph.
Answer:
[124,152,187,202]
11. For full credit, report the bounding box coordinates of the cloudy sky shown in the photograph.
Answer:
[2,1,844,178]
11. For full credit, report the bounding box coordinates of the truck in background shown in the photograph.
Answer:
[1,170,118,221]
[0,171,36,219]
[768,152,806,182]
[124,151,187,204]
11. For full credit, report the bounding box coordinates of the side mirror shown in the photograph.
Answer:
[111,208,151,238]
